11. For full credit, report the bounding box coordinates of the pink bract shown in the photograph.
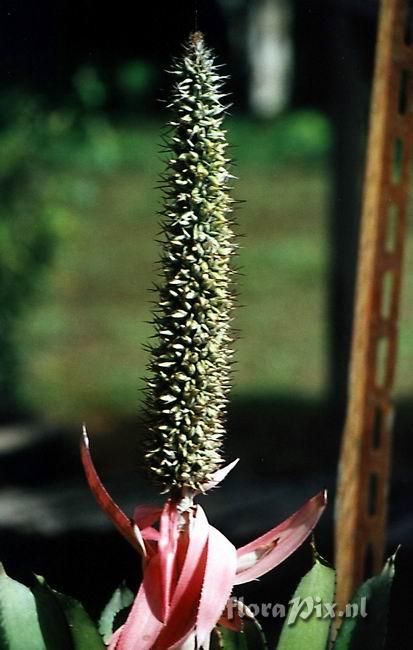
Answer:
[81,430,326,650]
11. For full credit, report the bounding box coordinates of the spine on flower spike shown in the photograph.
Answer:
[142,32,236,493]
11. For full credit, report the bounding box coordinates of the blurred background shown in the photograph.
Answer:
[0,0,411,647]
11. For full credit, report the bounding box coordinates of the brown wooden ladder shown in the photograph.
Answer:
[335,0,413,613]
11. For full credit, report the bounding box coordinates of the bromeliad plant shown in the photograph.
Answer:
[80,32,326,649]
[0,32,398,650]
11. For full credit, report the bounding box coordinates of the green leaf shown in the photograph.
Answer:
[0,563,45,650]
[276,556,336,650]
[52,590,104,650]
[31,576,104,650]
[31,576,73,650]
[334,550,397,650]
[98,584,134,644]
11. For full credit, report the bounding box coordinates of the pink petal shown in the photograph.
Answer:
[112,580,165,650]
[115,508,208,650]
[80,426,146,556]
[135,504,162,529]
[234,490,327,585]
[172,506,209,605]
[108,625,124,649]
[135,505,162,542]
[171,633,197,650]
[172,633,213,650]
[196,525,237,648]
[218,606,243,632]
[154,505,210,649]
[201,459,239,492]
[140,526,160,542]
[159,502,179,615]
[143,553,164,623]
[147,500,179,623]
[218,619,242,633]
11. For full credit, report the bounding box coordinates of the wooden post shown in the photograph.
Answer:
[335,0,413,612]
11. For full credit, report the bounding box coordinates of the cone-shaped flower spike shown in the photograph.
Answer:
[142,31,236,494]
[81,32,326,650]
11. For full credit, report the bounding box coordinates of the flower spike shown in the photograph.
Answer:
[81,31,328,650]
[142,31,237,494]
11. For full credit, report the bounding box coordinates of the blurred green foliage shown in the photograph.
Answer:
[72,60,156,114]
[0,93,63,420]
[40,109,331,174]
[1,93,412,424]
[228,110,331,169]
[73,67,107,110]
[116,60,156,100]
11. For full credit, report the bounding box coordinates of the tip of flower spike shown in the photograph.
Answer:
[191,30,204,47]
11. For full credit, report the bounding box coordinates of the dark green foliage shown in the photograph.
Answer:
[32,575,105,649]
[51,588,105,649]
[31,577,73,650]
[142,33,237,492]
[334,550,397,650]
